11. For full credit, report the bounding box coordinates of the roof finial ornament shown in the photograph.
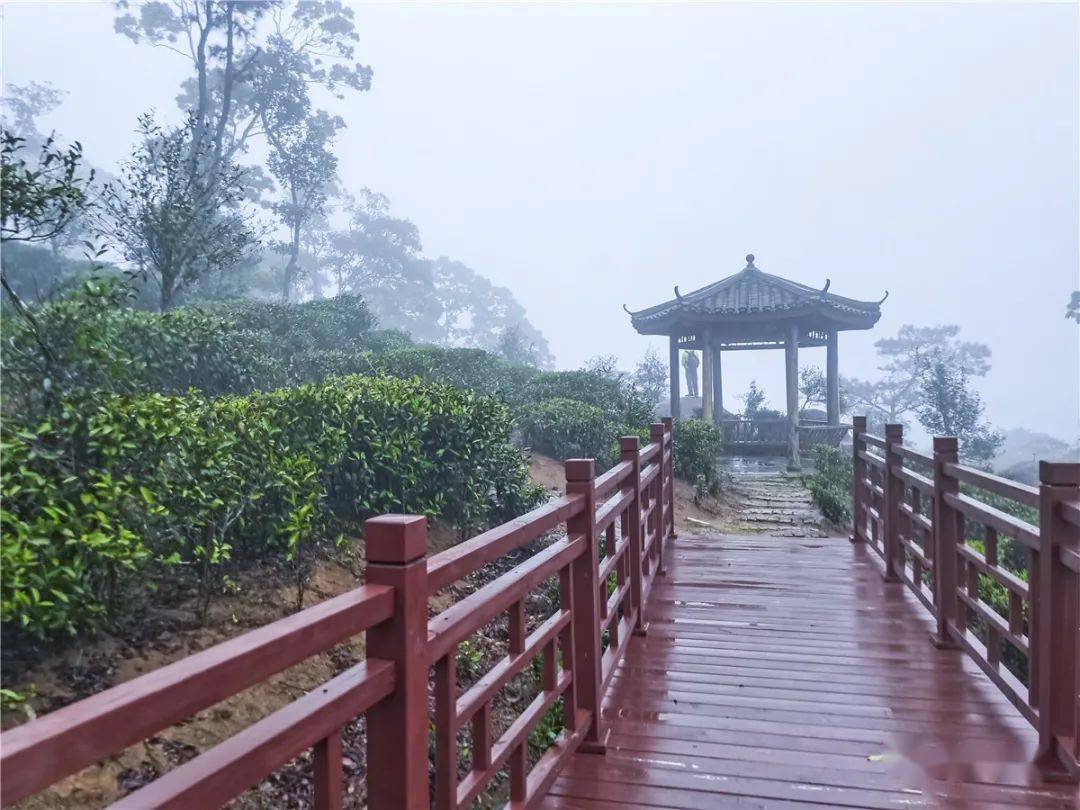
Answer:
[745,253,756,267]
[821,279,831,294]
[674,285,683,301]
[877,290,890,304]
[622,303,632,314]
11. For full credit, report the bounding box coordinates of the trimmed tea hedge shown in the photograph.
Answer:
[1,375,543,639]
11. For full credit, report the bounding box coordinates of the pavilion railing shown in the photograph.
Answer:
[720,417,847,451]
[0,420,677,809]
[851,416,1079,783]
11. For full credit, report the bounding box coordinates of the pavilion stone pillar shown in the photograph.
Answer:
[785,324,801,471]
[826,330,839,426]
[668,335,681,419]
[711,339,723,425]
[701,337,714,423]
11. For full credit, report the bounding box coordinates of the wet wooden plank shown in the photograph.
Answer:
[538,533,1078,808]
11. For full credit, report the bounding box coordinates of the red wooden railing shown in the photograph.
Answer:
[0,419,677,809]
[851,417,1080,783]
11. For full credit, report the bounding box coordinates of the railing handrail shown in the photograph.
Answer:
[944,460,1040,508]
[427,534,585,662]
[112,659,396,809]
[0,582,396,806]
[426,492,585,592]
[850,417,1079,783]
[0,420,679,808]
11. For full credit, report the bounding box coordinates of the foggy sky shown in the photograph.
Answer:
[4,2,1078,441]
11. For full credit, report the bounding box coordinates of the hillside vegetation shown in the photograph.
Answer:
[1,290,721,649]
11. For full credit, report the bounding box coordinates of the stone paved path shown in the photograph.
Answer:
[718,456,828,537]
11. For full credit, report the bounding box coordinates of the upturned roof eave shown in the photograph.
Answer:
[629,302,882,336]
[625,254,885,334]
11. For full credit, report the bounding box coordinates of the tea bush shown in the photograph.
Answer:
[806,445,853,525]
[1,290,385,414]
[375,345,538,404]
[522,370,653,427]
[516,398,624,470]
[672,419,724,496]
[1,375,544,639]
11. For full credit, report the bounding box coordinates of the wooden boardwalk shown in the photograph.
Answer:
[541,533,1080,809]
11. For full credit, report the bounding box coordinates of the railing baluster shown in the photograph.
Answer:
[472,702,491,774]
[622,440,643,639]
[651,423,668,575]
[565,459,607,753]
[850,416,867,543]
[883,424,903,582]
[313,727,343,810]
[509,742,527,803]
[434,652,457,810]
[600,522,615,622]
[662,416,677,541]
[364,515,429,810]
[931,437,962,649]
[558,566,578,733]
[509,598,526,654]
[543,638,557,690]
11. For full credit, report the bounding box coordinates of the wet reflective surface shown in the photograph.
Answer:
[541,533,1079,808]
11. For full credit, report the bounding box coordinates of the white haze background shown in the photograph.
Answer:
[4,1,1078,442]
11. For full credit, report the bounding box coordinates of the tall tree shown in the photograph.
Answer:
[632,348,668,407]
[0,129,98,386]
[114,1,370,168]
[798,366,827,414]
[428,256,554,367]
[740,381,768,417]
[1,84,98,259]
[263,107,340,301]
[1067,291,1080,324]
[101,114,258,310]
[495,323,543,368]
[844,324,991,430]
[915,350,1002,463]
[325,191,439,336]
[0,82,66,147]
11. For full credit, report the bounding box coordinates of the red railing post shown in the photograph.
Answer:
[651,423,669,575]
[662,416,677,540]
[621,436,647,637]
[314,729,344,810]
[882,423,903,582]
[364,515,429,809]
[931,437,962,649]
[566,458,608,753]
[1035,462,1080,783]
[850,416,867,543]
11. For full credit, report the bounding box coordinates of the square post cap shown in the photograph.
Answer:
[1040,461,1080,486]
[933,436,958,453]
[619,435,641,452]
[364,514,427,564]
[565,458,596,481]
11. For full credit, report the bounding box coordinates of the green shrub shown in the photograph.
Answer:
[1,285,283,410]
[806,445,853,525]
[375,345,537,403]
[204,295,377,353]
[1,290,383,415]
[672,419,723,495]
[1,375,543,640]
[517,398,624,470]
[522,370,652,427]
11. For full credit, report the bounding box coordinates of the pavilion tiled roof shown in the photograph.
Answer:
[626,254,885,332]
